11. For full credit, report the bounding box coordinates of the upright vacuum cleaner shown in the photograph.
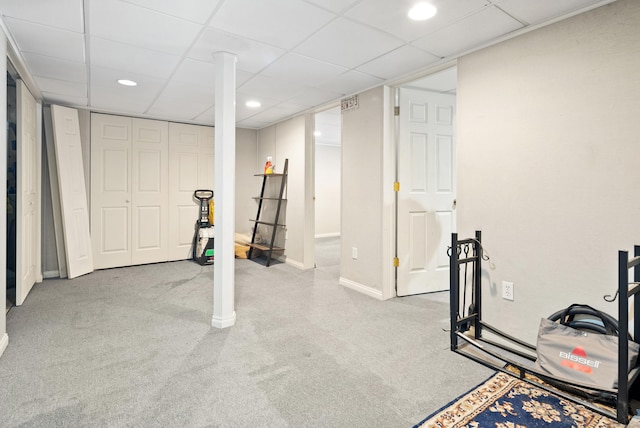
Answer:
[193,189,214,265]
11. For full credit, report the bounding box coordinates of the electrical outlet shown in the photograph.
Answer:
[352,247,358,260]
[502,281,514,301]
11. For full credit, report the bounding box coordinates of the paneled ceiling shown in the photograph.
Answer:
[0,0,614,129]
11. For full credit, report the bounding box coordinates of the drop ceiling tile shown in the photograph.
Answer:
[34,76,86,98]
[303,0,362,14]
[294,17,404,69]
[238,75,309,102]
[41,91,88,107]
[315,70,384,95]
[491,0,606,25]
[120,0,222,24]
[235,70,255,88]
[171,59,216,88]
[147,81,215,120]
[91,83,159,115]
[4,17,84,63]
[194,106,215,125]
[245,101,311,124]
[237,118,272,129]
[90,0,202,56]
[356,45,440,79]
[90,65,166,113]
[90,37,181,79]
[287,88,343,107]
[411,6,524,57]
[209,0,336,50]
[23,52,87,83]
[236,93,281,121]
[261,53,348,86]
[171,59,255,89]
[346,0,488,42]
[0,0,83,32]
[188,28,286,74]
[90,65,166,91]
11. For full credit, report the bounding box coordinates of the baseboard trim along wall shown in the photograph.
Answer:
[339,277,384,300]
[285,257,304,270]
[43,270,60,279]
[315,233,340,238]
[0,333,8,358]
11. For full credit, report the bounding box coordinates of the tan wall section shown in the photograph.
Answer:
[456,0,640,343]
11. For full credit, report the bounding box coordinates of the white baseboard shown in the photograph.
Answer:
[285,258,305,270]
[339,277,384,300]
[43,270,60,279]
[315,233,340,239]
[0,333,8,358]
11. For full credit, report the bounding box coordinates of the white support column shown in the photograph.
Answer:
[212,51,237,329]
[0,30,10,356]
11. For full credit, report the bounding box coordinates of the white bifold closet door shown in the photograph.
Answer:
[50,105,93,279]
[91,113,169,269]
[16,81,40,304]
[168,123,214,261]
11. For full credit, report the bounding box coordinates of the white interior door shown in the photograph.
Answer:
[43,107,67,278]
[131,119,169,265]
[168,123,214,261]
[397,88,456,296]
[16,81,38,304]
[51,105,93,279]
[91,113,132,269]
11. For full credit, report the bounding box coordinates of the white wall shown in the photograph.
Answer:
[257,115,313,268]
[315,143,340,237]
[340,86,393,298]
[457,0,640,344]
[235,128,258,233]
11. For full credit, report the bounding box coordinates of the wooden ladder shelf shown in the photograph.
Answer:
[247,158,288,266]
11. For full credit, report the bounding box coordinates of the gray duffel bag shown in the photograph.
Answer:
[535,315,639,390]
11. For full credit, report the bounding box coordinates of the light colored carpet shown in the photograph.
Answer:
[0,238,492,427]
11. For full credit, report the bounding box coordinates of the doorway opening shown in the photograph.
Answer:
[6,65,17,313]
[314,106,341,270]
[395,66,457,297]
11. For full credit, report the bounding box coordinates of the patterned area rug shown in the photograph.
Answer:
[415,373,625,427]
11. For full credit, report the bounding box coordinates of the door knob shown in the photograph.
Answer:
[453,199,457,209]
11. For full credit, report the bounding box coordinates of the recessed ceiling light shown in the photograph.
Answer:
[408,3,437,21]
[314,131,322,137]
[117,79,137,86]
[246,100,261,108]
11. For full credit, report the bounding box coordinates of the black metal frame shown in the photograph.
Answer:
[248,159,288,267]
[449,231,640,424]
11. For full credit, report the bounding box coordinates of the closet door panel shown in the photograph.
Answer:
[131,118,168,265]
[91,114,132,269]
[52,105,94,278]
[199,126,215,190]
[16,81,39,304]
[169,123,202,261]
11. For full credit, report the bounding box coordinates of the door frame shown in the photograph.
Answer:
[391,61,458,297]
[312,105,342,264]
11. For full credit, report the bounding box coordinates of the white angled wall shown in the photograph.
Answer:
[456,0,640,344]
[315,144,340,238]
